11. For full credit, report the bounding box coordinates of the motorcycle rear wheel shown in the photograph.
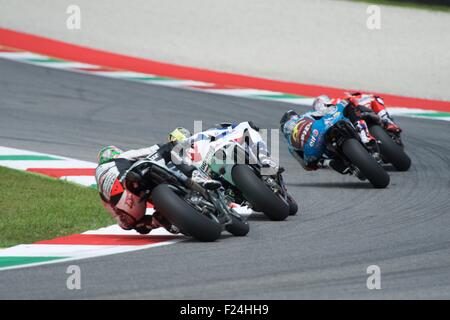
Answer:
[369,125,411,171]
[341,138,390,188]
[151,184,222,242]
[232,165,290,221]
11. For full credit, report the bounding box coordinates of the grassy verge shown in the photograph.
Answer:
[0,166,114,247]
[347,0,450,12]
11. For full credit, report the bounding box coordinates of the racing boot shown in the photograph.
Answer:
[378,110,402,133]
[323,157,365,179]
[191,170,222,190]
[321,159,350,175]
[259,155,279,176]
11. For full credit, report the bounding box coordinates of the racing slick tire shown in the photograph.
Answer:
[287,194,299,216]
[231,165,290,221]
[342,138,390,188]
[369,125,411,171]
[151,184,222,242]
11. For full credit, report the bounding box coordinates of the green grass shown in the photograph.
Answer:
[0,166,114,247]
[347,0,450,12]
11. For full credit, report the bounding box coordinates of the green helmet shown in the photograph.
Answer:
[168,127,192,143]
[97,145,123,165]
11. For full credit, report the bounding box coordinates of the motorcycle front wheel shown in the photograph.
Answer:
[341,138,390,188]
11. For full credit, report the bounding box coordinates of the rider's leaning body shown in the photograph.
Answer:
[280,97,371,173]
[95,144,170,234]
[177,121,279,173]
[331,92,402,133]
[95,140,220,234]
[281,104,339,171]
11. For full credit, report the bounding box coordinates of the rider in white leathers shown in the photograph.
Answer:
[169,122,279,175]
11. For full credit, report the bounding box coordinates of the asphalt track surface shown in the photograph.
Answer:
[1,59,450,299]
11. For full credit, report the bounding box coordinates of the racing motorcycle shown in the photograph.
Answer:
[321,103,390,188]
[359,106,411,171]
[126,155,249,242]
[184,122,296,221]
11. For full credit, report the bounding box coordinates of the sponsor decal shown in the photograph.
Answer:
[309,135,317,147]
[313,129,319,137]
[125,193,135,209]
[300,123,312,148]
[110,179,124,197]
[147,151,161,162]
[291,119,313,149]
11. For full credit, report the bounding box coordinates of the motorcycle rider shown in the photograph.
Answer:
[168,122,279,175]
[170,123,298,216]
[330,92,402,133]
[280,95,375,174]
[95,137,221,235]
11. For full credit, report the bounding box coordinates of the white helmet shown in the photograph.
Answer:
[312,95,332,114]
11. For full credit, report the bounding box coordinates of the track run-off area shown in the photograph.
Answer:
[0,29,449,298]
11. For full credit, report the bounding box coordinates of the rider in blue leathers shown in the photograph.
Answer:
[280,95,375,173]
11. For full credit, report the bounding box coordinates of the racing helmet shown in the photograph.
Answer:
[312,95,332,114]
[168,127,192,142]
[280,110,298,131]
[97,145,123,165]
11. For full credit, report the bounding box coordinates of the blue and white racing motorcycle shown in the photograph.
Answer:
[307,102,390,188]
